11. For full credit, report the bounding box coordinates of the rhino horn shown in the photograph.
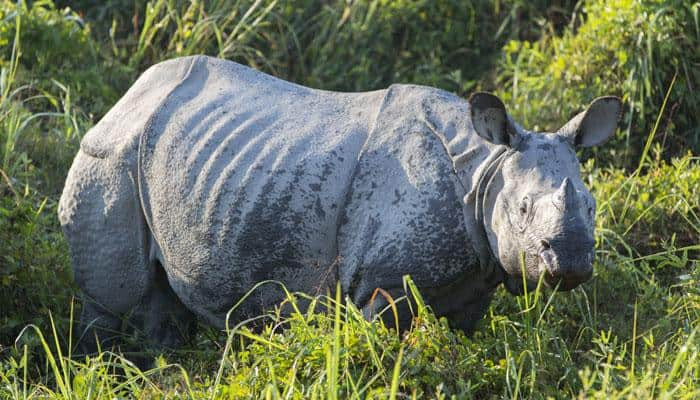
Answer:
[552,177,578,211]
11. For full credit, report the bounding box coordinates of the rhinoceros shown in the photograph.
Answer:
[58,55,621,349]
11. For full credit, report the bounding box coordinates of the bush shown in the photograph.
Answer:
[0,186,73,346]
[0,0,130,118]
[77,1,581,96]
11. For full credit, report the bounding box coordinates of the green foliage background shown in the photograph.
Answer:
[0,0,698,398]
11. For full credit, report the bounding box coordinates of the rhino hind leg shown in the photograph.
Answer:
[75,300,124,354]
[135,263,197,349]
[59,151,154,353]
[60,151,198,354]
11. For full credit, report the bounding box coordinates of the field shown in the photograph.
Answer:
[0,0,698,398]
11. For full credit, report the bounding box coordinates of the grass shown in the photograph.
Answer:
[1,257,697,398]
[0,0,698,398]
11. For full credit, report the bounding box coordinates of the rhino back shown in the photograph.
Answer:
[79,57,199,161]
[138,56,386,323]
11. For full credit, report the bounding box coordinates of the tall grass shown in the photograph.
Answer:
[128,0,278,71]
[116,0,582,94]
[1,258,697,398]
[0,3,79,347]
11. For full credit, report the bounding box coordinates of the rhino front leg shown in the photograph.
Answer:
[361,288,415,332]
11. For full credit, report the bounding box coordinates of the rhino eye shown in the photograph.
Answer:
[519,198,530,216]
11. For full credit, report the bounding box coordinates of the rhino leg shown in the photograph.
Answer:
[75,300,123,353]
[60,150,198,353]
[59,151,152,353]
[135,263,197,349]
[361,288,415,332]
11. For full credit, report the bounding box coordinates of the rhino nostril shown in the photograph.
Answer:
[539,249,557,273]
[583,266,593,279]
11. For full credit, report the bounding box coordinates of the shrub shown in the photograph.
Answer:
[83,0,581,96]
[0,0,129,118]
[0,186,73,346]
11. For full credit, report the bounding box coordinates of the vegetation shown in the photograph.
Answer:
[0,0,698,398]
[495,0,700,166]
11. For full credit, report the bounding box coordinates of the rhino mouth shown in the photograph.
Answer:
[538,250,593,291]
[501,250,593,295]
[542,269,593,291]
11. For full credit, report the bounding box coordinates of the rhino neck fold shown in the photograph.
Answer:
[462,146,512,284]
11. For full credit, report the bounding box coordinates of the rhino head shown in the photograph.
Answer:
[469,93,621,294]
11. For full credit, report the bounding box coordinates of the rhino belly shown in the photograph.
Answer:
[138,56,386,324]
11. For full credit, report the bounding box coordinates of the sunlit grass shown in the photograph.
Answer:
[1,260,698,399]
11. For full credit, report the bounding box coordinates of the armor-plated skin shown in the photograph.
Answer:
[58,56,621,348]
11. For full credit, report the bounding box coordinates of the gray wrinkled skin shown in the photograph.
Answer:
[58,56,621,349]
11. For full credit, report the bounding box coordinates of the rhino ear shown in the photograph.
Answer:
[469,92,521,147]
[558,96,622,147]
